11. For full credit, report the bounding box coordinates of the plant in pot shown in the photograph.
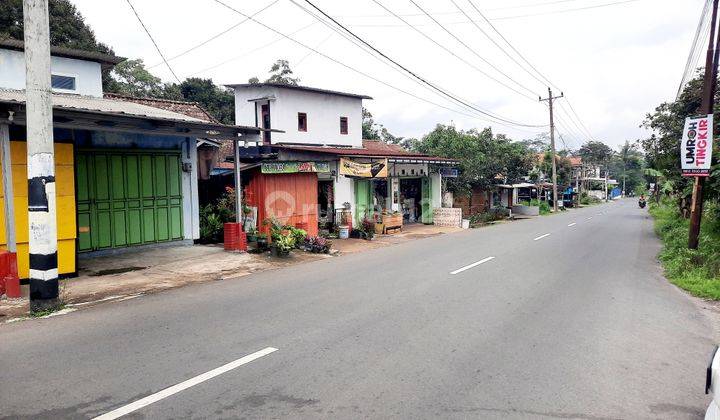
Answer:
[361,216,375,240]
[246,227,258,243]
[256,233,268,250]
[271,234,295,257]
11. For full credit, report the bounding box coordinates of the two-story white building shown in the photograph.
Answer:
[227,82,457,234]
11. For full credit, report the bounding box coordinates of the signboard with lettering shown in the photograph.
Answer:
[681,114,714,177]
[439,167,459,178]
[339,158,388,178]
[261,161,330,174]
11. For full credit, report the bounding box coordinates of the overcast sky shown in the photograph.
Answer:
[70,0,704,150]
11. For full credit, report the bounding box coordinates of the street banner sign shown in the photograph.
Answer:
[439,167,459,178]
[261,161,330,174]
[681,114,714,177]
[339,158,388,178]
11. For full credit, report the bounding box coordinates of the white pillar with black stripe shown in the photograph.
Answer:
[24,0,59,311]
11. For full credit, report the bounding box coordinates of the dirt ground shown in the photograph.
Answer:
[0,224,462,323]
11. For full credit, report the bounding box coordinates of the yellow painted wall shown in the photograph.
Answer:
[0,141,76,278]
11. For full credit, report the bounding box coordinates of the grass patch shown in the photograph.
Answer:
[29,303,66,318]
[649,201,720,300]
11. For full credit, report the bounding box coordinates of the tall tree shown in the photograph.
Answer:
[105,59,169,99]
[413,124,534,195]
[1,0,117,88]
[249,59,300,85]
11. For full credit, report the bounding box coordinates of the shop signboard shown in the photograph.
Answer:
[339,158,388,178]
[439,167,459,178]
[681,114,713,177]
[261,161,330,174]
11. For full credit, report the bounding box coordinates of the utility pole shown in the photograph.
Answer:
[689,0,720,250]
[24,0,59,311]
[540,87,564,212]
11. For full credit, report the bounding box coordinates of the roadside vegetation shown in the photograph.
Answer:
[650,201,720,300]
[640,69,720,299]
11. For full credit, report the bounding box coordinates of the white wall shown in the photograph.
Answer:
[234,85,364,147]
[334,175,355,223]
[431,173,442,209]
[0,48,103,97]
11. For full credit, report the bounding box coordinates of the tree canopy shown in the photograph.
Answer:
[249,59,300,85]
[412,124,535,195]
[642,71,720,206]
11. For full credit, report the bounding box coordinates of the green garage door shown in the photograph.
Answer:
[76,150,184,252]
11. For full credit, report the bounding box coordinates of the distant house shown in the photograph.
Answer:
[225,82,457,235]
[0,39,260,280]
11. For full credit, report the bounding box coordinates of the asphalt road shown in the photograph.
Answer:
[1,199,717,419]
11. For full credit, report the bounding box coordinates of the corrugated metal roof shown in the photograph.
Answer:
[226,83,372,100]
[0,38,125,67]
[274,139,458,162]
[1,88,208,124]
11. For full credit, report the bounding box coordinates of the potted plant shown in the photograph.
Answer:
[361,216,375,240]
[256,233,268,250]
[246,227,258,243]
[271,234,295,257]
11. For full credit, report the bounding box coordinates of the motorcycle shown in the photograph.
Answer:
[638,198,646,209]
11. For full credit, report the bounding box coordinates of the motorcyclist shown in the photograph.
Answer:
[638,194,646,208]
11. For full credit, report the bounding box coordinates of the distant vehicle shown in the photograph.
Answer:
[706,346,720,419]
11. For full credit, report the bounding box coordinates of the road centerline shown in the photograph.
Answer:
[93,347,278,420]
[450,256,495,275]
[533,233,551,241]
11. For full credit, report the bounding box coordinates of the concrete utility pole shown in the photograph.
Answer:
[24,0,59,311]
[540,88,564,212]
[689,0,720,250]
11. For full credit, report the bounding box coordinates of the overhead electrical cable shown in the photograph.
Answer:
[406,0,540,100]
[187,21,317,76]
[677,0,713,98]
[148,0,280,69]
[209,0,545,129]
[369,0,540,102]
[287,0,526,125]
[465,0,596,142]
[294,0,546,127]
[449,0,547,90]
[125,0,181,83]
[491,0,642,21]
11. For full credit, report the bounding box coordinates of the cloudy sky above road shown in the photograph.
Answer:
[71,0,703,150]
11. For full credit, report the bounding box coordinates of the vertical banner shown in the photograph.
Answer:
[681,114,714,177]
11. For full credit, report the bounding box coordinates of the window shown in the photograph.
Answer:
[298,112,307,132]
[51,74,76,91]
[340,116,348,135]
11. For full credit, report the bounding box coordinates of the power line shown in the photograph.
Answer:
[406,0,540,100]
[465,0,558,91]
[449,0,547,90]
[187,21,317,76]
[295,0,546,127]
[209,0,545,130]
[491,0,642,21]
[148,0,280,69]
[125,0,181,83]
[288,0,521,125]
[465,0,596,141]
[369,0,540,102]
[678,0,713,98]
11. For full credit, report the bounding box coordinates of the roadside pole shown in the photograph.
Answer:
[540,88,564,212]
[689,0,720,250]
[234,136,242,224]
[24,0,59,311]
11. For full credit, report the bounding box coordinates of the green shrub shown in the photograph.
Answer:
[650,201,720,300]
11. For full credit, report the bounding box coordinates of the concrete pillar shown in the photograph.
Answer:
[24,0,59,311]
